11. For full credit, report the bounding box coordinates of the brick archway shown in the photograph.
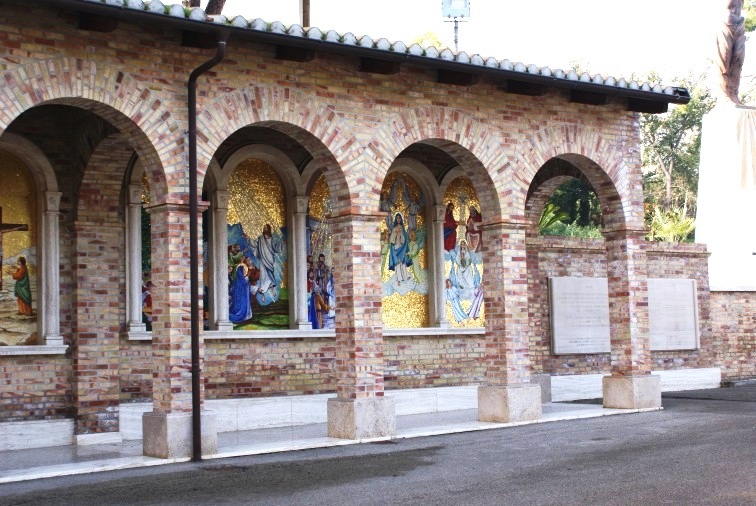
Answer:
[196,86,356,217]
[0,57,175,203]
[516,125,645,232]
[363,106,506,220]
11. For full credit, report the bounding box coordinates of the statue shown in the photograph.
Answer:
[716,0,746,104]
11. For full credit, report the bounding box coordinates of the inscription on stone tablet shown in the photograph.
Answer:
[648,278,699,351]
[549,277,611,355]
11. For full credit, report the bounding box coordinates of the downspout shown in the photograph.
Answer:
[188,33,228,463]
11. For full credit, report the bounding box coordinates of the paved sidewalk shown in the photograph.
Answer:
[0,401,655,484]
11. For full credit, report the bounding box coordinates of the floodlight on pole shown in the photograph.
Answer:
[442,0,470,52]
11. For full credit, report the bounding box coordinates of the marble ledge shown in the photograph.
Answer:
[384,327,486,337]
[0,345,68,356]
[709,284,756,292]
[129,327,485,341]
[204,329,337,340]
[125,331,152,341]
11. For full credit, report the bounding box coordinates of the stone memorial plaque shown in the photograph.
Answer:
[549,277,610,355]
[648,278,699,351]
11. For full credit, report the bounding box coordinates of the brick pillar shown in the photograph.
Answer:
[602,229,660,409]
[142,203,217,458]
[327,213,395,439]
[72,221,123,445]
[477,221,541,422]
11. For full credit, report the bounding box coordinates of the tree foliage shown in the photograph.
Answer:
[547,179,601,228]
[540,180,603,238]
[647,206,696,243]
[745,0,756,32]
[640,74,714,219]
[538,202,569,233]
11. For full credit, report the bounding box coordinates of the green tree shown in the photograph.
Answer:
[647,206,696,243]
[745,0,756,32]
[538,202,569,233]
[640,73,714,217]
[548,179,601,228]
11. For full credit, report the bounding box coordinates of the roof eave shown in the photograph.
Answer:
[33,0,691,108]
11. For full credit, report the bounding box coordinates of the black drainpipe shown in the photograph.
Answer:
[188,33,228,462]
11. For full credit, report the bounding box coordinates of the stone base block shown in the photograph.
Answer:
[142,411,217,459]
[327,397,396,440]
[603,375,661,409]
[478,384,542,423]
[531,374,552,403]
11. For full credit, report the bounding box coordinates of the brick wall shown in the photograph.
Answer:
[0,356,71,422]
[384,335,486,389]
[526,238,726,378]
[646,243,715,371]
[203,338,337,398]
[711,291,756,381]
[119,340,152,402]
[527,237,611,376]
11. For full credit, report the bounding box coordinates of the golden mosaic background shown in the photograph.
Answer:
[380,172,429,328]
[228,159,288,289]
[141,174,151,205]
[0,151,35,260]
[444,176,480,223]
[444,176,485,328]
[0,151,36,346]
[383,291,429,328]
[309,173,334,266]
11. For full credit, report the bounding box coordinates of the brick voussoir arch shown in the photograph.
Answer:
[515,125,645,231]
[0,57,175,202]
[196,85,357,215]
[364,105,507,220]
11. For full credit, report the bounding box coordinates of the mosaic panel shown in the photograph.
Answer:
[0,151,37,345]
[306,173,335,329]
[380,172,429,328]
[141,175,153,331]
[443,177,485,327]
[227,159,289,330]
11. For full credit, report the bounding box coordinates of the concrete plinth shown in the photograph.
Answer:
[531,374,552,403]
[142,411,217,459]
[327,397,396,440]
[477,384,542,423]
[602,375,661,409]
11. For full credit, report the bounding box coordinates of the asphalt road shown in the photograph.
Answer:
[1,387,754,506]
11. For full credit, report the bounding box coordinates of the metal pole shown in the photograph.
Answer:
[454,18,459,52]
[188,33,227,463]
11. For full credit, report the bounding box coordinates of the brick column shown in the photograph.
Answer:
[477,221,541,422]
[72,220,123,445]
[327,213,395,439]
[142,203,217,458]
[602,229,660,409]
